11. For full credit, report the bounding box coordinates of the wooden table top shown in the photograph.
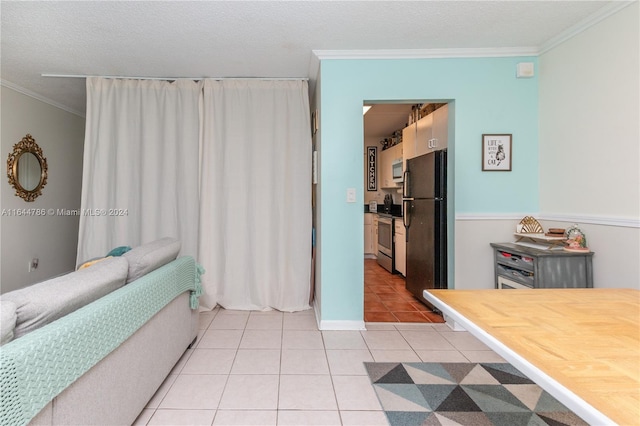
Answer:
[425,288,640,426]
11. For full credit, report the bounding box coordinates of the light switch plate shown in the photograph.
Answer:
[346,188,356,203]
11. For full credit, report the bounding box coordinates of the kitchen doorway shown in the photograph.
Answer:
[363,102,447,323]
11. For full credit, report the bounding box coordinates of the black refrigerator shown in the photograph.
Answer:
[402,150,447,304]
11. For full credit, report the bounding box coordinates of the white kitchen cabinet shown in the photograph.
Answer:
[431,104,448,151]
[415,113,433,157]
[364,213,375,255]
[379,143,403,188]
[402,123,417,163]
[394,220,406,276]
[379,148,391,188]
[402,104,449,164]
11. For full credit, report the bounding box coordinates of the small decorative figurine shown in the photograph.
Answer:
[564,224,589,252]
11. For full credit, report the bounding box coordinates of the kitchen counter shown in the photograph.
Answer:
[377,212,403,219]
[364,204,402,217]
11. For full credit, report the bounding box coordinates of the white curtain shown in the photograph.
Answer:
[77,77,202,264]
[198,79,312,311]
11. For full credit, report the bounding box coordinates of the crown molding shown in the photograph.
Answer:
[538,1,636,55]
[308,46,539,93]
[0,79,85,118]
[312,47,539,61]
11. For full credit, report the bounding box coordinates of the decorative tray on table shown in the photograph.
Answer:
[514,233,565,241]
[513,233,566,250]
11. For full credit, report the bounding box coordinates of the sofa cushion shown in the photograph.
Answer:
[123,237,181,283]
[0,300,17,345]
[2,256,129,339]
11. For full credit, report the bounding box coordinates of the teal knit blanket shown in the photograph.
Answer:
[0,256,203,426]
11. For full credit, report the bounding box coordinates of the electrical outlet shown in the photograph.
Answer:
[29,258,39,272]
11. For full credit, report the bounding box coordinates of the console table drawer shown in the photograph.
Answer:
[496,264,535,287]
[495,250,534,272]
[497,276,533,289]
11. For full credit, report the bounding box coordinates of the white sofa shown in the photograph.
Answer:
[0,238,202,426]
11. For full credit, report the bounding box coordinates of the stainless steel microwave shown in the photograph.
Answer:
[392,159,403,183]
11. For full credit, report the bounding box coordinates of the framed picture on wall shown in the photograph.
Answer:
[482,134,512,171]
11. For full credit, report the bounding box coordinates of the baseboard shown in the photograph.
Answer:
[318,319,366,331]
[312,298,366,330]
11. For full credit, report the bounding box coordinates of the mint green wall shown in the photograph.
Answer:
[318,57,538,322]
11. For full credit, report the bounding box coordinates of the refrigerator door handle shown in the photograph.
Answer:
[403,199,412,228]
[402,170,409,198]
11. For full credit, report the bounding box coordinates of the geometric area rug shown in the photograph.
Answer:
[364,362,589,426]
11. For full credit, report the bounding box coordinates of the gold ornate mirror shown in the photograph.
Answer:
[7,134,48,202]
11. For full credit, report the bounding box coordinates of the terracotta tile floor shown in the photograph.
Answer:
[364,259,444,323]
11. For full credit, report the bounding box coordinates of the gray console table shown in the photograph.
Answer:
[490,242,594,289]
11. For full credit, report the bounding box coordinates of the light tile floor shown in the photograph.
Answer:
[133,307,505,426]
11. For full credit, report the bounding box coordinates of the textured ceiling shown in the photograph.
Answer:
[1,1,618,115]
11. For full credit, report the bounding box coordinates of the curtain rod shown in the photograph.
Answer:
[41,74,308,81]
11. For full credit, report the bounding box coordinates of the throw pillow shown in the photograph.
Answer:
[106,246,132,257]
[123,237,181,283]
